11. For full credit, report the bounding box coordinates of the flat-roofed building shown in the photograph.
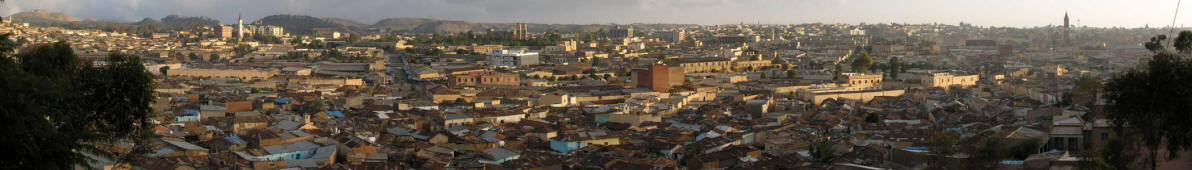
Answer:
[794,73,902,104]
[449,71,521,87]
[486,49,539,68]
[922,72,979,89]
[658,30,685,43]
[672,58,731,73]
[840,73,883,89]
[171,68,278,80]
[733,60,772,71]
[634,64,684,92]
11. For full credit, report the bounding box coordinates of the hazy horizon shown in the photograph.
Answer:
[4,0,1190,28]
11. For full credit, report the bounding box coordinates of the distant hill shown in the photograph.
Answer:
[158,15,219,29]
[372,18,443,31]
[2,11,692,35]
[9,10,80,24]
[256,15,348,35]
[322,17,368,29]
[133,18,161,26]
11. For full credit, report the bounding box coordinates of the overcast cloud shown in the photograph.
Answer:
[0,0,1186,27]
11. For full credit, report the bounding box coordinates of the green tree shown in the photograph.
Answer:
[209,53,220,62]
[310,99,324,110]
[833,63,843,80]
[851,53,873,73]
[188,53,199,61]
[864,113,881,123]
[233,44,252,57]
[1058,92,1074,106]
[1104,33,1192,170]
[590,58,602,67]
[159,66,170,79]
[1144,35,1167,53]
[928,131,959,168]
[1008,139,1042,160]
[0,39,155,169]
[1175,31,1192,54]
[962,137,1008,169]
[454,98,467,103]
[809,142,836,163]
[786,70,797,79]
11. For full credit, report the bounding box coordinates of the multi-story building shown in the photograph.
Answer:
[610,26,633,38]
[795,73,903,104]
[448,71,521,87]
[251,25,286,37]
[486,49,539,68]
[471,44,506,54]
[634,64,684,92]
[658,30,686,43]
[514,23,529,39]
[219,25,235,39]
[171,68,279,80]
[922,72,979,89]
[840,73,883,89]
[673,58,731,73]
[733,60,772,71]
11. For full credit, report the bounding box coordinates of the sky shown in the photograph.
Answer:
[1,0,1188,28]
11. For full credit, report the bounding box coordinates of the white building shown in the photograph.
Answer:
[658,30,686,43]
[849,28,866,36]
[486,49,539,68]
[252,25,286,37]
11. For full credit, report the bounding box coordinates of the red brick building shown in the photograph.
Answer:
[635,64,684,92]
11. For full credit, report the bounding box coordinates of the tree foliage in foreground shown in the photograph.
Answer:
[1103,31,1192,170]
[851,53,873,73]
[0,34,156,169]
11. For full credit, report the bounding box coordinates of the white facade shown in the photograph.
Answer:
[486,49,539,68]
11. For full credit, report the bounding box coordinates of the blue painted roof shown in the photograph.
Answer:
[225,136,247,145]
[275,98,294,104]
[904,146,929,151]
[326,111,345,118]
[183,109,199,115]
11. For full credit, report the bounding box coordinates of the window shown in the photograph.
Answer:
[1101,133,1109,140]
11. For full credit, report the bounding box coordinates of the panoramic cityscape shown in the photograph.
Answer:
[2,0,1192,169]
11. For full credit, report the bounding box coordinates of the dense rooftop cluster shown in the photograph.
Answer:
[0,14,1158,169]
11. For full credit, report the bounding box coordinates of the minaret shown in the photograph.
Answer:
[1063,12,1070,44]
[237,13,244,42]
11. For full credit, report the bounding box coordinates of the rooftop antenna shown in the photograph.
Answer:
[1171,0,1183,43]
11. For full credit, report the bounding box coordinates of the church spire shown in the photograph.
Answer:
[1063,11,1070,44]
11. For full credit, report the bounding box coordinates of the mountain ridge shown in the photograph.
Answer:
[4,11,695,34]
